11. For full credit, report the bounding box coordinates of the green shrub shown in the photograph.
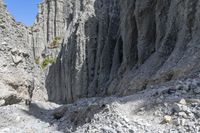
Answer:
[52,37,61,46]
[47,37,62,49]
[41,56,57,69]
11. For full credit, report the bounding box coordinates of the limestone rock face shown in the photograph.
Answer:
[0,0,35,102]
[41,0,200,103]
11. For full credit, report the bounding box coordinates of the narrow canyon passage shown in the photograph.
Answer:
[0,0,200,132]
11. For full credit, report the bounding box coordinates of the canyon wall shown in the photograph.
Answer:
[0,0,34,104]
[42,0,200,103]
[44,0,121,103]
[112,0,200,96]
[32,0,65,59]
[2,0,200,104]
[0,0,48,104]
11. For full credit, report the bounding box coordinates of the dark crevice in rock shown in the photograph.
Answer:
[54,0,57,37]
[46,0,50,42]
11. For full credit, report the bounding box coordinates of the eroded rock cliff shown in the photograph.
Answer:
[1,0,200,132]
[0,0,34,104]
[40,0,200,103]
[112,0,200,96]
[44,0,121,103]
[32,0,65,59]
[2,0,200,104]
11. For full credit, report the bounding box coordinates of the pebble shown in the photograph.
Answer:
[178,112,187,118]
[179,99,187,105]
[178,118,186,126]
[0,99,5,106]
[1,41,7,45]
[163,115,172,123]
[187,112,195,119]
[173,103,182,112]
[16,116,21,122]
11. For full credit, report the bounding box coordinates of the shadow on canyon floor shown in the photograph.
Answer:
[23,1,123,132]
[21,84,173,132]
[22,99,116,132]
[20,93,178,132]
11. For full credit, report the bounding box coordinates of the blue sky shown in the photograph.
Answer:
[4,0,43,26]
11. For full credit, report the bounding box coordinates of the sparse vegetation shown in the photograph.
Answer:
[35,56,56,69]
[41,56,57,69]
[48,36,61,49]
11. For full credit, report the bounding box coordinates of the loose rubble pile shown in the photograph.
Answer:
[156,77,200,133]
[0,76,199,132]
[50,75,200,133]
[2,76,199,132]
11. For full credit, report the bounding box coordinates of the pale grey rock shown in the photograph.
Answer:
[0,100,5,106]
[0,0,39,103]
[177,118,186,126]
[173,103,183,113]
[11,55,23,64]
[178,112,187,119]
[179,99,187,105]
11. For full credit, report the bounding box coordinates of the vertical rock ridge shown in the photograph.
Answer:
[28,0,200,103]
[32,0,64,58]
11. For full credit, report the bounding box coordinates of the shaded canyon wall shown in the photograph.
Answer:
[32,0,200,103]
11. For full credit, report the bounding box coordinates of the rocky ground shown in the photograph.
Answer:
[1,74,200,133]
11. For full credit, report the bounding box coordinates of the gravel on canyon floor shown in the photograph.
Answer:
[1,76,200,133]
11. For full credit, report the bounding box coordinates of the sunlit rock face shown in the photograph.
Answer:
[0,0,35,103]
[32,0,65,59]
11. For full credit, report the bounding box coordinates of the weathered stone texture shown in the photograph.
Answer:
[0,0,34,103]
[2,0,200,104]
[44,0,200,103]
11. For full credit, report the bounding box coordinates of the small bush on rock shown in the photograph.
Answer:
[41,56,56,69]
[48,37,61,49]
